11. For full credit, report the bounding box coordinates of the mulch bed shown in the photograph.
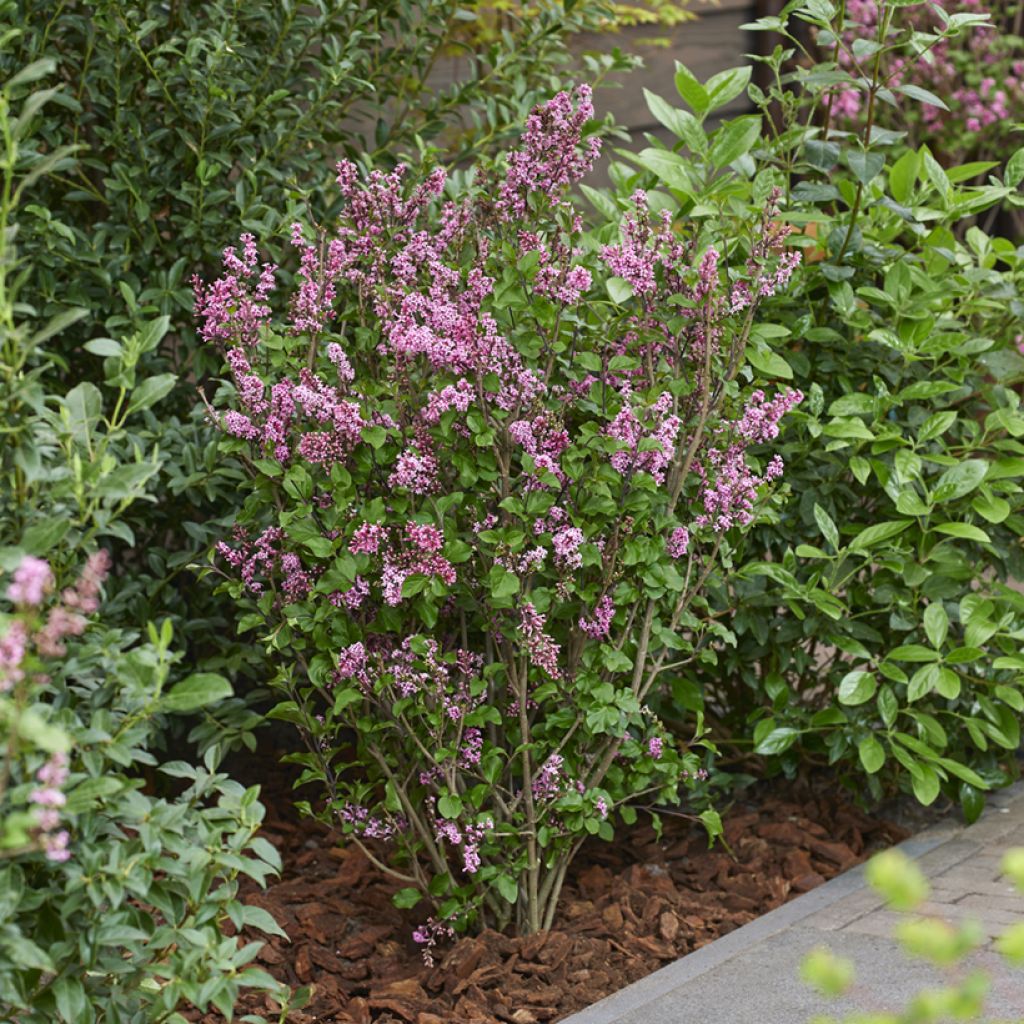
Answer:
[203,759,907,1024]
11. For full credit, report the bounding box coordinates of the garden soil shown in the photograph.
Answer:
[196,759,908,1024]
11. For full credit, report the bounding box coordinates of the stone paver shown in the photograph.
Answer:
[564,784,1024,1024]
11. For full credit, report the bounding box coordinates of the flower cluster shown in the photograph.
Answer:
[497,84,601,219]
[435,815,494,875]
[693,389,803,532]
[1,552,113,866]
[31,752,70,862]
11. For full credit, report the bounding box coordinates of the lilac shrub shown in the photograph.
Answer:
[201,86,802,939]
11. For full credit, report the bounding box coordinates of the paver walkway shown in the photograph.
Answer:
[565,783,1024,1023]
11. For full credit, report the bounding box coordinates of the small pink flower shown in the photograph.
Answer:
[6,556,53,607]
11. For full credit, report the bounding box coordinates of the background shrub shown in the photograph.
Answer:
[0,55,292,1024]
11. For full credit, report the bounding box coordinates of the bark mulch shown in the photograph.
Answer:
[204,766,907,1024]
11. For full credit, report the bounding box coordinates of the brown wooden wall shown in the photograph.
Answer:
[574,0,758,138]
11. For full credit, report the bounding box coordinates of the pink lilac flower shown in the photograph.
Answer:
[595,796,609,819]
[340,803,407,841]
[325,342,355,384]
[406,522,444,553]
[552,526,584,570]
[600,191,686,297]
[497,86,601,219]
[350,523,387,555]
[6,556,53,606]
[0,620,28,692]
[607,391,681,485]
[579,595,614,639]
[518,603,561,680]
[330,576,370,610]
[667,527,690,559]
[422,379,474,424]
[647,736,663,759]
[458,728,483,768]
[289,224,336,335]
[42,831,71,862]
[532,753,564,800]
[337,641,371,688]
[193,233,276,346]
[223,410,260,440]
[732,389,804,444]
[412,916,455,967]
[31,752,70,861]
[508,415,570,488]
[389,447,439,494]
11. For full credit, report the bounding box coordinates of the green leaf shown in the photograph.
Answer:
[631,148,692,193]
[126,374,176,415]
[889,149,919,204]
[887,645,941,663]
[241,905,289,939]
[705,66,752,110]
[813,503,840,550]
[16,708,70,753]
[53,976,89,1023]
[700,808,723,840]
[849,520,912,553]
[643,89,700,143]
[1,935,54,972]
[823,417,875,440]
[746,346,793,379]
[360,425,387,449]
[393,887,422,909]
[972,492,1010,524]
[674,61,709,115]
[895,83,948,111]
[878,686,899,728]
[496,874,519,904]
[932,522,991,544]
[606,276,634,304]
[907,664,941,702]
[755,726,800,755]
[1006,146,1024,189]
[918,411,957,443]
[64,776,124,814]
[959,783,985,824]
[84,337,123,358]
[489,567,520,600]
[935,757,986,789]
[932,459,987,502]
[437,794,463,819]
[838,670,877,706]
[911,762,941,805]
[858,735,886,774]
[63,382,102,444]
[847,149,885,185]
[923,603,948,649]
[934,668,961,700]
[709,115,762,169]
[20,516,70,556]
[161,672,233,713]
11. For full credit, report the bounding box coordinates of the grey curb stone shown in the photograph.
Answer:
[559,827,954,1024]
